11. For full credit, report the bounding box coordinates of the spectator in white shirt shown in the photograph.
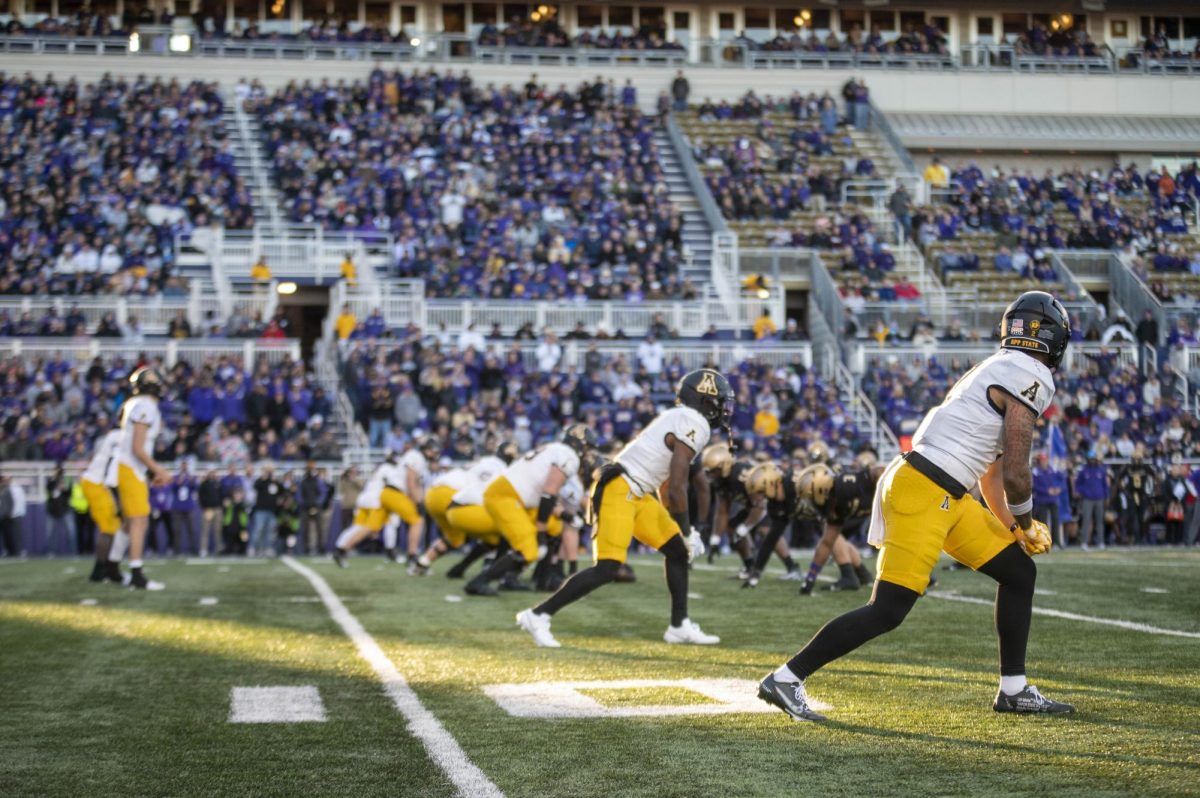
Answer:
[636,335,665,375]
[613,373,643,402]
[457,323,486,353]
[535,329,562,373]
[440,191,466,226]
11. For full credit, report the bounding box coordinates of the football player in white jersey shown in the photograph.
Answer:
[107,367,170,590]
[332,435,440,567]
[408,443,518,575]
[760,292,1074,721]
[517,369,735,648]
[462,425,595,596]
[83,428,126,584]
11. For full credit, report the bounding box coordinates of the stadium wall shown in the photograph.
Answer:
[8,53,1200,117]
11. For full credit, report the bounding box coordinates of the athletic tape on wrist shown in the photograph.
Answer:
[1007,497,1033,516]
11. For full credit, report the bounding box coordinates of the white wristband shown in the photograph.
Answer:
[1007,497,1033,516]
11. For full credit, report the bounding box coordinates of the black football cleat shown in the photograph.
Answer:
[825,574,861,592]
[993,685,1074,714]
[741,569,761,589]
[757,673,826,722]
[465,581,499,597]
[332,549,348,569]
[499,574,532,591]
[89,563,106,583]
[128,569,164,591]
[105,562,127,584]
[799,575,816,596]
[385,548,400,563]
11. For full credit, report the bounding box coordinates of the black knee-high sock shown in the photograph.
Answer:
[977,543,1036,676]
[753,519,788,572]
[660,536,690,626]
[787,580,920,679]
[534,559,621,616]
[446,543,490,577]
[469,551,525,587]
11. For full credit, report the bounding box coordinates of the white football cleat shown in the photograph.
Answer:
[516,609,561,648]
[664,618,720,645]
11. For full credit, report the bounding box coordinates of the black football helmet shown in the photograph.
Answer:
[1000,291,1070,368]
[494,441,519,465]
[129,366,166,398]
[677,368,735,434]
[415,433,441,461]
[561,423,598,458]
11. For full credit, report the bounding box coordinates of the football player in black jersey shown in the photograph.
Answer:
[701,443,799,579]
[794,453,881,593]
[743,460,874,590]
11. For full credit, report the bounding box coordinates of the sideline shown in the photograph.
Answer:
[281,556,505,798]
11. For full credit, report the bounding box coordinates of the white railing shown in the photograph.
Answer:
[418,295,782,338]
[209,227,391,285]
[850,342,1139,375]
[231,94,284,231]
[497,341,813,372]
[0,293,197,337]
[0,337,301,367]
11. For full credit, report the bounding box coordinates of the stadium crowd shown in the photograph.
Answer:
[477,17,684,51]
[0,307,297,340]
[0,349,337,465]
[249,69,692,300]
[915,160,1197,273]
[747,21,950,59]
[0,73,252,298]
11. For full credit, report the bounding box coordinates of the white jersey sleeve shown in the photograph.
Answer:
[399,450,430,485]
[502,442,580,507]
[558,476,585,516]
[114,396,162,481]
[82,430,121,485]
[467,456,506,486]
[615,406,710,496]
[911,349,1056,490]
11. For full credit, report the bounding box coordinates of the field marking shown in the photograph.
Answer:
[229,686,326,723]
[199,597,220,606]
[484,678,832,719]
[928,592,1200,639]
[186,558,269,566]
[444,595,464,603]
[79,598,98,606]
[281,556,504,798]
[1141,587,1170,594]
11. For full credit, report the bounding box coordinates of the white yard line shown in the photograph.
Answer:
[928,592,1200,639]
[280,556,504,798]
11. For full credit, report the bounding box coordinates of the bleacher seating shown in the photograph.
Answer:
[0,74,252,298]
[250,69,692,301]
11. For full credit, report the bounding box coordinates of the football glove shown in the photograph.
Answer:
[1016,520,1052,556]
[734,524,750,540]
[685,528,706,563]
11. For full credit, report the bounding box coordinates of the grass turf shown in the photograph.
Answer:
[0,549,1197,797]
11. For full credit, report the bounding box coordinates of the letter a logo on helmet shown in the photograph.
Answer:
[696,371,719,396]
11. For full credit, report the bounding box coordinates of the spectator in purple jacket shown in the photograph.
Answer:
[1074,451,1109,549]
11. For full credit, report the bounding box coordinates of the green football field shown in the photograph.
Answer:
[1,549,1197,798]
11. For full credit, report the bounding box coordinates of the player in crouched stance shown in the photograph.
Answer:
[517,369,735,648]
[759,292,1073,720]
[462,425,594,596]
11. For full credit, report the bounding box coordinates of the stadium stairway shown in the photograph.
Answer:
[223,99,285,232]
[653,128,714,288]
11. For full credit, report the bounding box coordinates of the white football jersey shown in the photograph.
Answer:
[501,442,581,507]
[82,430,121,486]
[616,406,710,496]
[356,461,407,510]
[911,348,1055,489]
[399,449,430,484]
[110,395,162,481]
[558,475,585,516]
[435,455,506,495]
[433,467,470,492]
